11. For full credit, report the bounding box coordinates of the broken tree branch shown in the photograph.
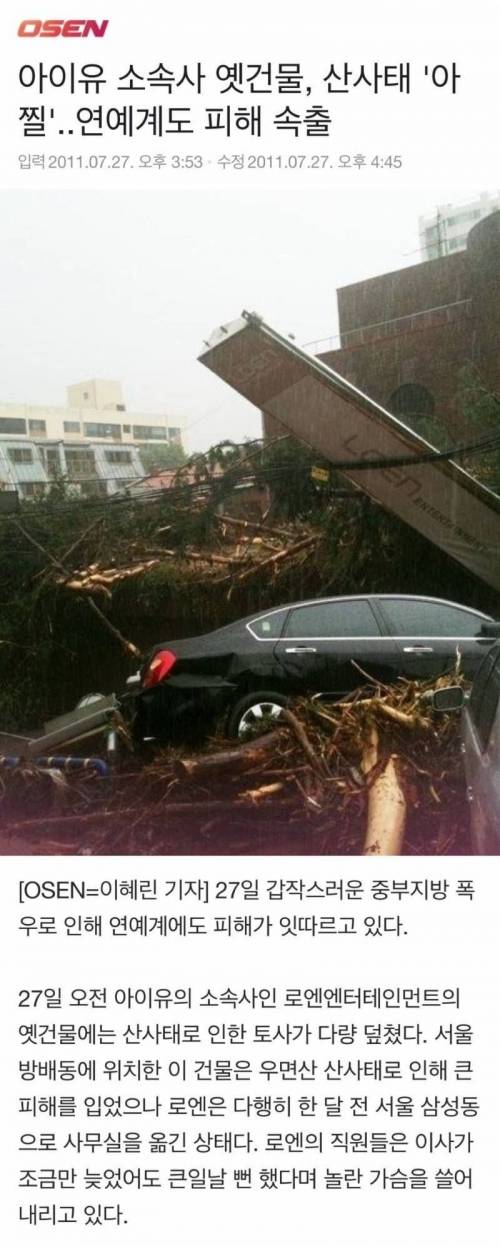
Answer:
[12,521,141,660]
[281,708,330,777]
[228,534,318,592]
[217,513,294,542]
[175,730,283,780]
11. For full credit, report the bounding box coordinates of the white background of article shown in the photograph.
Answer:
[0,0,498,190]
[1,855,498,1246]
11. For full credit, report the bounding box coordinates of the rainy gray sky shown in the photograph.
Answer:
[0,186,486,450]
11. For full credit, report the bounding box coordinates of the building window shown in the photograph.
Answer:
[104,450,132,464]
[0,417,27,434]
[389,384,449,447]
[83,422,121,440]
[43,448,62,476]
[8,447,33,464]
[389,384,435,420]
[168,427,182,441]
[65,449,97,478]
[122,424,131,433]
[64,420,81,434]
[43,447,62,478]
[81,480,107,498]
[20,482,45,499]
[132,425,167,440]
[28,419,46,435]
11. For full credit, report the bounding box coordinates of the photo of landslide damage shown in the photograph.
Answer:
[1,191,499,855]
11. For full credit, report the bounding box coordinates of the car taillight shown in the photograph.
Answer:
[142,649,177,690]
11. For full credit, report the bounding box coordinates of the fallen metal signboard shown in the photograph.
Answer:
[199,312,500,591]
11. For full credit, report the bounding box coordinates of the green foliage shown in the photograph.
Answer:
[457,365,500,487]
[253,437,341,520]
[179,440,243,481]
[409,414,450,449]
[138,443,188,474]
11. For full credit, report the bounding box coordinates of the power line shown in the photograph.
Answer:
[1,429,499,525]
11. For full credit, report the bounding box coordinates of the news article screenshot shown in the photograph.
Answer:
[0,0,499,1242]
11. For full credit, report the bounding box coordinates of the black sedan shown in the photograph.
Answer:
[132,595,496,742]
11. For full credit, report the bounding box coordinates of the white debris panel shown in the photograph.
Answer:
[199,312,500,591]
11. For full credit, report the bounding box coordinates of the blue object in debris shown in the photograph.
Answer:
[0,756,110,777]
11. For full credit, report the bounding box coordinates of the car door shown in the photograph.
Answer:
[273,597,401,698]
[376,598,493,682]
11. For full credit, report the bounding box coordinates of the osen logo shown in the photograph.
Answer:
[18,19,109,37]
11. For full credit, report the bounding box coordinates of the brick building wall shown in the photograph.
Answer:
[263,211,500,444]
[324,210,500,442]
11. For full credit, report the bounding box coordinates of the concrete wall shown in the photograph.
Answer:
[67,379,125,412]
[336,251,468,341]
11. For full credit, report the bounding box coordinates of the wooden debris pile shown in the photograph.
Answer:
[53,513,322,603]
[0,674,471,857]
[59,559,160,599]
[140,673,467,855]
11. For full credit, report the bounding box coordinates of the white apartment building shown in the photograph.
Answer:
[0,438,146,500]
[0,379,184,499]
[419,191,500,261]
[0,378,184,447]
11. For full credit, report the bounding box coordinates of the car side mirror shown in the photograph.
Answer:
[480,621,500,638]
[428,686,465,712]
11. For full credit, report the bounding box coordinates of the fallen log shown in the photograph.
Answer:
[182,549,246,567]
[363,750,407,855]
[0,793,300,834]
[228,534,318,591]
[62,579,112,600]
[361,725,379,777]
[175,730,283,779]
[281,709,329,777]
[375,702,419,729]
[239,782,285,802]
[217,513,294,542]
[60,559,160,589]
[161,548,247,567]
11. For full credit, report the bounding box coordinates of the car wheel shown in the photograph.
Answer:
[227,691,289,741]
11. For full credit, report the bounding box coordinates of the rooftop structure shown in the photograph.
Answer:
[419,192,500,261]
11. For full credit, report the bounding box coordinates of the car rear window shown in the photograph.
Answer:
[469,648,500,751]
[248,609,289,639]
[284,599,381,638]
[380,599,486,637]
